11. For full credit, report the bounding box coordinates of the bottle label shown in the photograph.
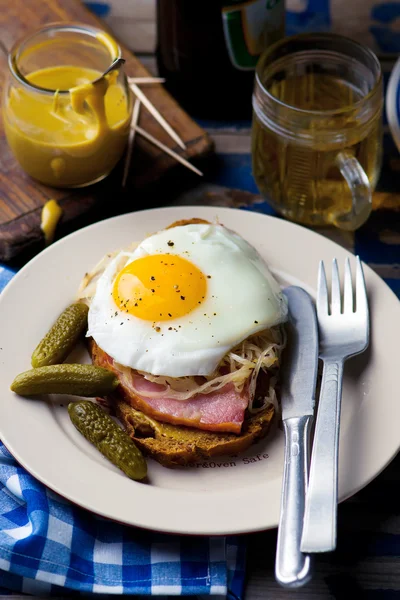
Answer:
[222,0,284,70]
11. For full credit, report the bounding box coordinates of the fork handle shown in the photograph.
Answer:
[275,415,312,588]
[300,360,344,553]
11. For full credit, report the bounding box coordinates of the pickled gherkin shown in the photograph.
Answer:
[31,303,89,368]
[11,364,118,397]
[68,401,147,481]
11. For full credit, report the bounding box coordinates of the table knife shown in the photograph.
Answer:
[275,286,319,588]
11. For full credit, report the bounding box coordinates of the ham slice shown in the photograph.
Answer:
[129,374,249,433]
[91,341,249,434]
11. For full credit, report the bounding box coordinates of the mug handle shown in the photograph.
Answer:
[334,150,372,231]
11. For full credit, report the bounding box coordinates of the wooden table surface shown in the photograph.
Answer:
[1,2,399,599]
[0,0,213,262]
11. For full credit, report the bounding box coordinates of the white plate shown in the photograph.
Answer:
[0,206,399,536]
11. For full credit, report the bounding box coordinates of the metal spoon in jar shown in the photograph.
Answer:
[93,57,125,85]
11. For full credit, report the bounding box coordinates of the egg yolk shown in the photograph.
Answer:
[112,254,207,321]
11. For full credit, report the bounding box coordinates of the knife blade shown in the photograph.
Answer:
[275,286,319,588]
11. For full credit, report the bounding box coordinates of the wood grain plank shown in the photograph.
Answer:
[0,0,213,261]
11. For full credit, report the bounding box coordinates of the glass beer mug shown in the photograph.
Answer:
[252,33,383,230]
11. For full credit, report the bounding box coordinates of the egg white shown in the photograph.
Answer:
[87,223,287,377]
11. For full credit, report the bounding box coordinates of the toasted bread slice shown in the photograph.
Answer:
[166,218,210,229]
[89,340,275,467]
[115,398,275,467]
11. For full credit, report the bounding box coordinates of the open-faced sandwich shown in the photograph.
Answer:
[77,218,288,467]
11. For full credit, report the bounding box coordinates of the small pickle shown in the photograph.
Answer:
[31,303,89,368]
[11,364,118,397]
[68,401,147,481]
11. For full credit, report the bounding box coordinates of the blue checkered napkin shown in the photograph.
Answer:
[0,445,245,598]
[0,266,14,291]
[0,268,246,598]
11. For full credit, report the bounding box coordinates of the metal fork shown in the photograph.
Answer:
[300,257,370,553]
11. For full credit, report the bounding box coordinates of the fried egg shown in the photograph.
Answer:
[87,223,287,377]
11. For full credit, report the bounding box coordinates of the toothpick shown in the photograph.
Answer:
[129,81,186,150]
[133,125,203,177]
[122,98,141,188]
[128,77,166,85]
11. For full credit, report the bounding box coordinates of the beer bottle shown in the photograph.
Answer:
[156,0,285,120]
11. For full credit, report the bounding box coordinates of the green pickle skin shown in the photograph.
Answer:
[11,364,119,397]
[31,303,89,368]
[68,401,147,481]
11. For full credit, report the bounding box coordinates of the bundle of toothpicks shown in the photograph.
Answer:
[122,76,203,187]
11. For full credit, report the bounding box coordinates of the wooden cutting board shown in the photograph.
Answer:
[0,0,213,261]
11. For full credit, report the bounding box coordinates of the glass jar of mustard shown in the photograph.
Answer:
[3,23,133,188]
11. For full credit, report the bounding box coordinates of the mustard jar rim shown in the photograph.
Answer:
[8,21,122,97]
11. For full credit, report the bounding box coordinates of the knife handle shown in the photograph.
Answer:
[275,415,312,588]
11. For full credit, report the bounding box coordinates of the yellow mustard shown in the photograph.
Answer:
[3,31,132,188]
[41,199,63,245]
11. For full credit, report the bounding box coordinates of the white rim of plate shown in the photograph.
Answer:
[386,56,400,152]
[0,206,399,535]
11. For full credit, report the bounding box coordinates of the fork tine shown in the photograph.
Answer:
[317,261,329,315]
[356,256,368,314]
[343,257,353,313]
[331,259,341,314]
